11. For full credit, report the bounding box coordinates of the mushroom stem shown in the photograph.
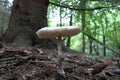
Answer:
[57,36,65,75]
[58,36,62,67]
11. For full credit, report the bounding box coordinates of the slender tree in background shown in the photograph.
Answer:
[81,0,86,53]
[102,18,107,56]
[3,0,55,47]
[66,14,73,47]
[59,1,62,26]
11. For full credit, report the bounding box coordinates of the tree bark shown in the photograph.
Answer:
[103,35,106,56]
[81,0,86,53]
[89,39,93,54]
[102,23,106,56]
[66,15,73,47]
[2,0,55,47]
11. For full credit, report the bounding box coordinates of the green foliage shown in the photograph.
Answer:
[48,0,120,57]
[70,34,83,51]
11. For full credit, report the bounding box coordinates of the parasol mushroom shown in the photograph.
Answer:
[36,26,80,75]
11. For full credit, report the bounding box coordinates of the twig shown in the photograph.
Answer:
[87,63,108,75]
[33,54,51,61]
[64,59,93,66]
[31,61,57,70]
[5,47,32,55]
[66,73,82,80]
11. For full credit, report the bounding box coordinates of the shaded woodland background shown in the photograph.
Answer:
[0,0,120,58]
[1,0,120,57]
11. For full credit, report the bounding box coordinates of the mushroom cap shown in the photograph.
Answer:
[36,26,80,38]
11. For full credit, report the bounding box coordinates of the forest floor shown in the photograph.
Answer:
[0,43,120,80]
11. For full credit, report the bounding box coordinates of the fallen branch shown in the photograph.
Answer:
[87,63,108,75]
[5,47,51,61]
[81,30,120,55]
[31,61,57,70]
[111,69,120,74]
[33,54,51,61]
[5,47,32,55]
[64,59,93,66]
[66,73,83,80]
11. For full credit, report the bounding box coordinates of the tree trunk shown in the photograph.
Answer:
[103,35,106,56]
[66,15,73,47]
[2,0,56,47]
[89,39,93,54]
[81,0,86,53]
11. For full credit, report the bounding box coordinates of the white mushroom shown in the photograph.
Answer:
[36,26,80,75]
